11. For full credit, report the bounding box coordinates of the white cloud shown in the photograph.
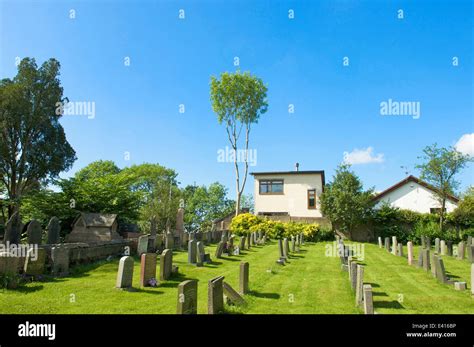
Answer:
[343,147,384,165]
[455,133,474,156]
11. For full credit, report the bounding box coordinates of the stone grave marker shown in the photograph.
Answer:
[165,232,174,250]
[355,264,364,307]
[398,243,403,257]
[471,264,474,296]
[239,236,246,250]
[223,281,246,306]
[208,276,225,314]
[407,241,414,266]
[458,242,465,260]
[160,249,173,281]
[137,235,149,256]
[392,236,398,255]
[27,220,43,245]
[454,282,467,291]
[177,280,198,314]
[139,253,157,287]
[363,284,374,314]
[291,236,296,253]
[378,237,382,248]
[52,246,69,276]
[384,237,390,252]
[247,234,251,249]
[188,239,197,264]
[422,249,430,272]
[440,240,446,255]
[46,216,61,244]
[4,212,22,244]
[116,256,134,289]
[215,241,224,259]
[240,262,249,294]
[435,238,440,254]
[468,245,474,263]
[447,241,453,256]
[283,238,290,258]
[24,248,46,276]
[0,252,20,288]
[350,260,358,290]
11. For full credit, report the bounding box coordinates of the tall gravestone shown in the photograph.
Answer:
[378,237,382,248]
[398,243,403,257]
[350,260,358,290]
[239,236,246,250]
[363,284,374,314]
[46,217,61,244]
[458,242,465,260]
[239,262,249,294]
[215,241,224,259]
[208,276,225,314]
[391,236,398,255]
[27,220,42,245]
[116,256,134,289]
[291,236,296,253]
[137,235,149,256]
[188,239,197,264]
[434,256,449,284]
[422,249,430,272]
[247,234,251,249]
[407,241,414,265]
[435,238,440,254]
[447,241,453,256]
[471,264,474,296]
[278,239,285,263]
[283,238,290,258]
[4,212,21,244]
[421,235,426,249]
[355,264,364,307]
[384,237,390,252]
[165,232,174,250]
[468,245,474,263]
[177,280,197,314]
[160,249,173,281]
[139,253,157,287]
[440,240,446,256]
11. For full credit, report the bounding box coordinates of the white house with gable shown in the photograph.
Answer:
[373,175,459,214]
[251,164,325,218]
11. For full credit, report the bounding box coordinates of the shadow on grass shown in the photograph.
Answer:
[247,290,280,300]
[12,284,45,293]
[364,282,381,288]
[374,300,404,309]
[132,288,165,295]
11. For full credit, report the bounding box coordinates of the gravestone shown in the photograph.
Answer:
[434,256,449,284]
[426,237,431,249]
[468,245,474,263]
[283,238,290,258]
[177,280,198,314]
[215,241,224,259]
[434,238,440,254]
[471,264,474,296]
[363,284,374,314]
[350,260,358,290]
[422,249,430,272]
[447,241,453,256]
[378,237,382,248]
[0,252,20,288]
[291,236,296,253]
[160,249,173,281]
[458,242,465,260]
[355,264,364,307]
[116,256,134,289]
[137,235,149,256]
[4,212,22,244]
[247,234,251,249]
[46,217,61,244]
[239,236,246,250]
[440,240,446,256]
[398,243,403,257]
[51,246,69,276]
[278,239,285,262]
[407,241,414,265]
[197,241,208,264]
[417,248,423,268]
[188,239,197,264]
[223,281,246,306]
[139,253,157,287]
[384,237,390,252]
[392,236,398,255]
[431,253,437,277]
[165,232,174,250]
[228,235,235,249]
[240,262,249,294]
[27,220,42,245]
[24,248,46,276]
[421,235,426,249]
[454,282,467,291]
[208,276,225,314]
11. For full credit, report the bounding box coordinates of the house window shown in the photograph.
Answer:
[308,189,316,209]
[259,180,284,194]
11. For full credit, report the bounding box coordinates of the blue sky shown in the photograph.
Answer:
[1,0,473,198]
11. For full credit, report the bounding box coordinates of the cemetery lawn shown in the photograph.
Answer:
[1,241,472,314]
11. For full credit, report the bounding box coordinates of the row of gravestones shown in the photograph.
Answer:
[2,214,61,245]
[276,234,303,265]
[177,261,250,314]
[337,236,374,314]
[379,236,474,293]
[116,249,176,289]
[213,231,268,260]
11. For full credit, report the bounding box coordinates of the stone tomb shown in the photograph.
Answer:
[177,280,198,314]
[208,276,225,314]
[116,256,134,289]
[139,253,157,287]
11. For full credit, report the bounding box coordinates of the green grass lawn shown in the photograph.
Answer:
[0,240,472,314]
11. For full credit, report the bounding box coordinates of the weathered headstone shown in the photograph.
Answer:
[51,246,69,276]
[417,248,423,268]
[239,262,249,294]
[24,248,46,276]
[197,241,208,264]
[247,234,251,249]
[116,256,134,289]
[223,281,246,306]
[4,212,22,244]
[208,276,225,314]
[27,220,42,245]
[355,264,365,307]
[278,239,285,263]
[468,236,473,246]
[407,241,414,265]
[215,241,224,259]
[160,249,173,281]
[283,238,290,258]
[0,252,20,288]
[431,253,438,277]
[291,236,296,253]
[447,241,453,256]
[440,240,446,255]
[434,256,449,284]
[423,249,430,272]
[137,235,149,256]
[139,253,157,287]
[46,217,61,244]
[177,280,198,314]
[392,236,398,255]
[384,237,390,252]
[188,239,197,264]
[458,242,465,260]
[350,260,358,290]
[165,232,174,250]
[239,236,246,250]
[468,245,474,263]
[378,237,382,248]
[471,264,474,296]
[398,243,403,257]
[426,237,431,249]
[363,284,374,314]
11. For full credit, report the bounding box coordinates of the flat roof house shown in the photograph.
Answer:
[373,175,459,214]
[251,165,325,219]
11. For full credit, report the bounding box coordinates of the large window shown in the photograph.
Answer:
[259,180,284,194]
[308,189,316,209]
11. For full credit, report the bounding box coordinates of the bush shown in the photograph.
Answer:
[230,213,262,236]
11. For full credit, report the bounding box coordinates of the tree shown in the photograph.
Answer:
[416,144,472,230]
[210,71,268,216]
[320,164,374,239]
[450,186,474,230]
[0,58,76,217]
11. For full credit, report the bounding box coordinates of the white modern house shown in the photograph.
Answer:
[251,165,325,218]
[373,175,459,213]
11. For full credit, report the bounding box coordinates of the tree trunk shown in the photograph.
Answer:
[439,198,446,232]
[235,189,241,216]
